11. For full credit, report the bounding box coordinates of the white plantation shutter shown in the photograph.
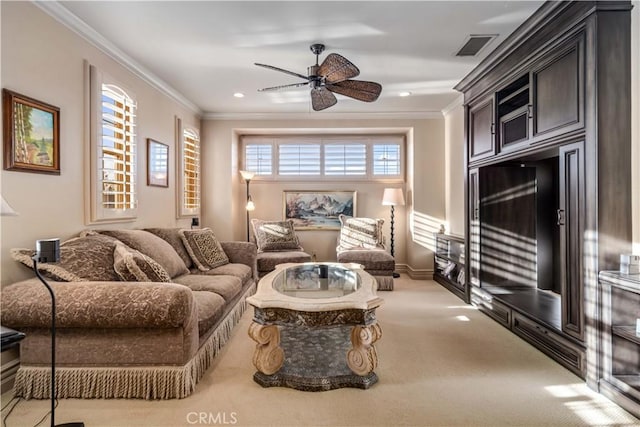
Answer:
[245,144,272,175]
[100,84,137,210]
[324,144,366,175]
[279,144,321,175]
[241,135,403,180]
[183,128,200,210]
[373,143,401,176]
[89,62,138,223]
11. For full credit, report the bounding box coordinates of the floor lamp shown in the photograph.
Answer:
[382,188,405,278]
[2,192,83,427]
[32,240,85,427]
[240,170,255,242]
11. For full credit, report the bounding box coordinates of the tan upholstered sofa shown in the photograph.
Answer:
[0,228,257,399]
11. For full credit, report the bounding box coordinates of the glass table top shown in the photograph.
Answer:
[272,263,361,299]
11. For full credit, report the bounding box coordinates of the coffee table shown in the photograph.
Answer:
[246,262,384,391]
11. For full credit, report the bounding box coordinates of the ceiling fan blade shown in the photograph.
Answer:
[258,82,310,92]
[318,53,360,83]
[310,87,337,111]
[326,80,382,102]
[254,63,309,81]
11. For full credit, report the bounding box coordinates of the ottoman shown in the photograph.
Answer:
[336,249,395,291]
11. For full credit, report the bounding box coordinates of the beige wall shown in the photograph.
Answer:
[0,2,200,285]
[444,98,465,236]
[201,118,445,274]
[632,1,640,253]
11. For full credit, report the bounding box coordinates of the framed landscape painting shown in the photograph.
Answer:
[283,190,356,230]
[2,89,60,174]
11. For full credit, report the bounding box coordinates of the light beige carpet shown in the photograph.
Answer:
[2,277,638,427]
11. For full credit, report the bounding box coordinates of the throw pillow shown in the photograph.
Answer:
[179,228,229,271]
[145,227,193,269]
[338,214,384,250]
[251,219,303,253]
[89,229,189,278]
[113,242,172,282]
[11,233,121,282]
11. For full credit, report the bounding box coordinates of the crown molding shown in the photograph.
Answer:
[34,1,202,116]
[202,111,443,121]
[441,94,464,116]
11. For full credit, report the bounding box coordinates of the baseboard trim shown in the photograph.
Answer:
[399,264,433,280]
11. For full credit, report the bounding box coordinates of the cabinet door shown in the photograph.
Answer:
[468,97,495,162]
[468,168,480,287]
[559,141,585,341]
[532,34,584,142]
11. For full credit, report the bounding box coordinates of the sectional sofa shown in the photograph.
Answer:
[1,227,257,399]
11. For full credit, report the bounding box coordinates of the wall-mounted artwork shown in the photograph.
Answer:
[3,89,60,174]
[283,190,356,230]
[147,139,169,187]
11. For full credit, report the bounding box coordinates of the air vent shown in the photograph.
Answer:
[455,34,498,57]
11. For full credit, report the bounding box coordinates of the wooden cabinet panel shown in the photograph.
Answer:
[469,97,495,162]
[512,312,585,377]
[532,35,584,140]
[471,288,511,328]
[559,142,585,340]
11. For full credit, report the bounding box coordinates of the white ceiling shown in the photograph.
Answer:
[56,1,544,117]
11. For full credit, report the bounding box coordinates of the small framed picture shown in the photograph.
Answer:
[3,89,60,174]
[147,138,169,187]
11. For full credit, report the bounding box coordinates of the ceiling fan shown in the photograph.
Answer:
[255,44,382,111]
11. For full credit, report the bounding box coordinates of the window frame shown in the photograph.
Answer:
[88,64,138,223]
[241,135,404,182]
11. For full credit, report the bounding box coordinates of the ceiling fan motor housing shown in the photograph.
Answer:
[308,64,322,88]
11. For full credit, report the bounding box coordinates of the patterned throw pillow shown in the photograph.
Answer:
[251,219,303,253]
[179,228,229,271]
[87,229,189,278]
[338,214,385,250]
[113,242,172,282]
[11,233,121,282]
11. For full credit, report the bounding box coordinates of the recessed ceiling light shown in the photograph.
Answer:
[233,92,245,98]
[399,91,412,97]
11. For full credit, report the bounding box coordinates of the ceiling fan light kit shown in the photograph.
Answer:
[255,43,382,111]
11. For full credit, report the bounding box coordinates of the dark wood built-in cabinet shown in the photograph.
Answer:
[599,272,640,418]
[468,97,495,162]
[454,0,632,395]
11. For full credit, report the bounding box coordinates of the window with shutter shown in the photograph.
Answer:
[182,128,200,211]
[245,143,273,175]
[241,135,403,180]
[373,143,401,176]
[324,143,367,176]
[89,64,138,222]
[278,144,321,175]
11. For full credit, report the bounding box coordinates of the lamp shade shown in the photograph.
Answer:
[240,170,255,181]
[1,195,18,216]
[382,188,405,206]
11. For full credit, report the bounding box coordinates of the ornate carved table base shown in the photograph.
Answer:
[248,308,382,391]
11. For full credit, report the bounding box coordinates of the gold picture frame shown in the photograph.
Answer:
[3,89,60,174]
